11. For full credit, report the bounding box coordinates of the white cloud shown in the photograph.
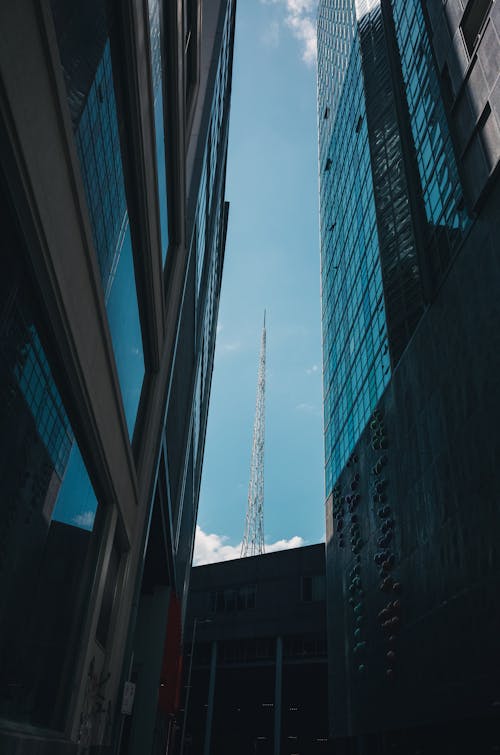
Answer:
[261,0,318,65]
[265,535,305,552]
[72,509,95,530]
[285,5,317,65]
[296,402,315,411]
[261,19,281,48]
[286,0,316,9]
[306,364,319,375]
[193,525,305,566]
[193,526,241,565]
[216,323,224,335]
[296,402,322,418]
[218,340,241,354]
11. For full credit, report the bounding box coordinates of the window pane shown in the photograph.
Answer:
[50,8,146,439]
[148,0,169,263]
[0,254,102,730]
[461,0,492,55]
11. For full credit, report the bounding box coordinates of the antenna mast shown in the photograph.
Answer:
[241,312,266,557]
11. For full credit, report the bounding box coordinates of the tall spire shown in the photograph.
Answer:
[241,313,266,557]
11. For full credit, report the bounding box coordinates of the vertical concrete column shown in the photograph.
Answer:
[203,640,217,755]
[128,586,171,755]
[274,635,283,755]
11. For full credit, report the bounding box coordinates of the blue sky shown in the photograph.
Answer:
[194,0,323,564]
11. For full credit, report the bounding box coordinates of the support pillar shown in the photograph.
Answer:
[203,640,217,755]
[274,636,283,755]
[127,586,171,755]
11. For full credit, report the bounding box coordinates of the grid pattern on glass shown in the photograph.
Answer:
[391,0,470,278]
[148,0,169,264]
[201,205,221,396]
[73,41,145,437]
[209,5,232,209]
[9,316,73,478]
[195,0,233,295]
[76,44,127,301]
[194,181,225,468]
[357,1,423,365]
[193,363,202,464]
[195,159,208,293]
[191,4,233,475]
[317,0,357,145]
[210,584,257,613]
[318,0,391,496]
[0,275,100,728]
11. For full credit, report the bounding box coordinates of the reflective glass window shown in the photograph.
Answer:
[194,0,232,297]
[148,0,169,264]
[50,6,146,439]
[391,0,470,279]
[0,237,102,730]
[318,0,391,494]
[461,0,492,56]
[74,43,144,437]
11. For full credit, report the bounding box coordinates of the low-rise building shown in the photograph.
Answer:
[181,544,328,755]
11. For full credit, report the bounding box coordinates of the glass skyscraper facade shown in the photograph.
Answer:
[320,1,500,749]
[148,0,170,264]
[318,0,469,497]
[318,0,391,495]
[391,0,470,279]
[195,0,233,452]
[52,5,145,438]
[165,0,234,588]
[194,1,233,300]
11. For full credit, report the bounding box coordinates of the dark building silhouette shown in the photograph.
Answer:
[0,0,235,753]
[318,0,500,752]
[181,545,329,755]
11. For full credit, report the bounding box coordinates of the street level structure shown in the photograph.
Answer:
[180,544,328,755]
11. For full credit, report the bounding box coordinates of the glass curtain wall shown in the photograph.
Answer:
[391,0,470,281]
[74,43,144,437]
[318,0,391,496]
[0,198,102,730]
[148,0,169,265]
[51,0,145,438]
[191,0,233,472]
[195,0,233,296]
[357,0,423,364]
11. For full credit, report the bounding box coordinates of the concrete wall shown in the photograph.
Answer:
[426,0,500,207]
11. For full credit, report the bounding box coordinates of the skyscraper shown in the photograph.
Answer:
[0,1,235,753]
[318,0,500,750]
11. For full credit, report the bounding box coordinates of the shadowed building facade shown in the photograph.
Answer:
[181,545,328,755]
[318,0,500,752]
[0,0,235,753]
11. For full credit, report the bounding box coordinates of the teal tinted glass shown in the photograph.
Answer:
[318,0,391,496]
[0,254,101,729]
[74,43,145,437]
[391,0,470,278]
[148,0,169,264]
